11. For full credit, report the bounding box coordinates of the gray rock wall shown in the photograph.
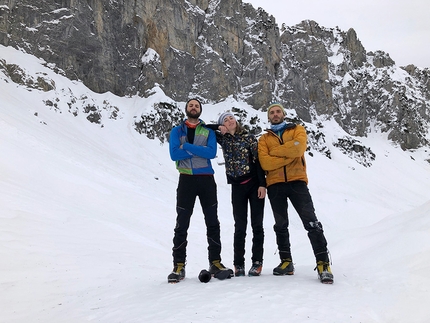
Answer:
[0,0,429,149]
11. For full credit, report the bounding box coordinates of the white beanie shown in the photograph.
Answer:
[218,111,235,125]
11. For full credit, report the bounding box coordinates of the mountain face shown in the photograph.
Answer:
[0,0,429,152]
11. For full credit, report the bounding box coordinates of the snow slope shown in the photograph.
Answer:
[1,45,430,322]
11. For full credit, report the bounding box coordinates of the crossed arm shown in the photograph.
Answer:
[169,127,217,161]
[258,126,307,171]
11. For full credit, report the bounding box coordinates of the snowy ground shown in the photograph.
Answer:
[1,45,430,322]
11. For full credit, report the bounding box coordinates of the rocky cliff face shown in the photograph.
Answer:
[276,21,430,150]
[0,0,429,150]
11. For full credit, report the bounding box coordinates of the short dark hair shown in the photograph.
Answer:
[185,98,202,110]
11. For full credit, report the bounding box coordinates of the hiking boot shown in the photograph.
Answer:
[248,261,263,276]
[234,265,245,277]
[167,263,185,283]
[209,260,234,279]
[315,261,334,284]
[273,258,294,275]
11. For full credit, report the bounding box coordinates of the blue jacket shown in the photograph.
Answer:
[169,120,217,175]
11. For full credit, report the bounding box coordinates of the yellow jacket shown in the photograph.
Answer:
[258,124,308,187]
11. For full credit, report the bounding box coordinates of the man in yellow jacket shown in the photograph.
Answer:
[258,103,334,284]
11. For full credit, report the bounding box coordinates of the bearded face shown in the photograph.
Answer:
[185,100,202,119]
[268,106,285,125]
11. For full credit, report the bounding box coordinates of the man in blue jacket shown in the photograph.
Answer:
[168,98,232,283]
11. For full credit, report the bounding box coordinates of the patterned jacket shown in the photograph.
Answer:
[215,130,266,186]
[169,120,217,175]
[258,123,308,187]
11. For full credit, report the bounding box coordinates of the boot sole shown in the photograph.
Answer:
[273,271,294,276]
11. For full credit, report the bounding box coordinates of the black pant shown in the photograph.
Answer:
[172,174,221,264]
[231,178,265,266]
[267,181,329,262]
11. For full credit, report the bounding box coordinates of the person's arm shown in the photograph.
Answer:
[268,125,307,158]
[169,126,193,161]
[258,135,289,171]
[255,157,267,199]
[255,159,266,188]
[181,128,217,159]
[205,124,219,131]
[206,124,225,143]
[249,135,266,188]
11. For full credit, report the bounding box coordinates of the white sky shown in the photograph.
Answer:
[246,0,430,68]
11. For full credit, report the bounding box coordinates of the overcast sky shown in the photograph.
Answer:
[246,0,430,68]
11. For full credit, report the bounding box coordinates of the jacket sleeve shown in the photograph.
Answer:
[268,125,307,158]
[205,123,223,144]
[258,135,289,171]
[250,135,266,187]
[205,124,219,131]
[255,158,267,187]
[169,126,192,161]
[182,128,217,159]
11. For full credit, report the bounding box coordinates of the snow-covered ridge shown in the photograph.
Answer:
[2,42,430,322]
[4,45,426,167]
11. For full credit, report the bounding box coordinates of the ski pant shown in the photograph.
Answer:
[172,174,222,264]
[267,181,329,262]
[231,178,265,266]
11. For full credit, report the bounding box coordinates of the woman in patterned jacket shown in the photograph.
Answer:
[209,111,266,277]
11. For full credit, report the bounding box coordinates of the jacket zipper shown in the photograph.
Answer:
[269,130,288,182]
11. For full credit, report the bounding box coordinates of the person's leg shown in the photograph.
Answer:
[248,181,265,263]
[172,175,197,264]
[267,183,292,260]
[288,181,328,262]
[198,175,222,263]
[231,183,248,266]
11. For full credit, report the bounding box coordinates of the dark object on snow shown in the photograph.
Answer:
[213,268,233,280]
[198,269,212,283]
